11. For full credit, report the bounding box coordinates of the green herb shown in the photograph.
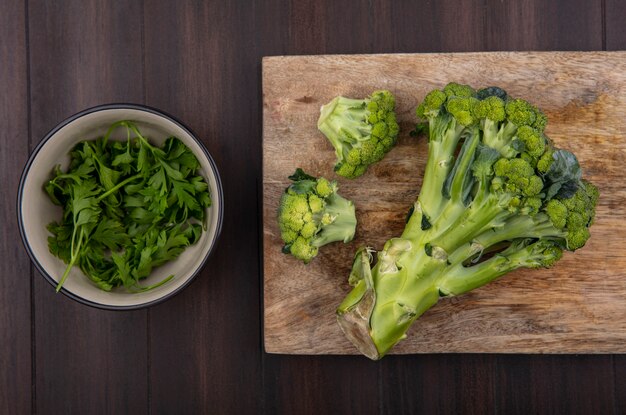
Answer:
[45,121,211,292]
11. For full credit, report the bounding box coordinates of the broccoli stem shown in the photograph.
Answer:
[337,246,444,360]
[429,199,510,255]
[475,214,563,250]
[336,181,567,360]
[482,120,518,157]
[337,231,561,358]
[438,239,558,296]
[445,127,480,203]
[417,115,464,222]
[317,97,369,160]
[312,192,357,246]
[336,248,379,359]
[448,213,566,266]
[419,127,482,243]
[438,250,517,296]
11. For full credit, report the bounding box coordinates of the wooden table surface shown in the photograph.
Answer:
[2,1,625,414]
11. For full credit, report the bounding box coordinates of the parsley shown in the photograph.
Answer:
[45,121,212,292]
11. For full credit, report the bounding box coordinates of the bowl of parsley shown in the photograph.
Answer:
[18,104,223,309]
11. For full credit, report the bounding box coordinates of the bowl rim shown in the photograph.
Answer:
[16,103,224,310]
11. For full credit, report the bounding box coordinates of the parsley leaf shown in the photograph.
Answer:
[44,121,212,293]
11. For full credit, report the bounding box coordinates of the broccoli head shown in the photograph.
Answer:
[278,168,357,263]
[336,82,599,360]
[317,90,400,179]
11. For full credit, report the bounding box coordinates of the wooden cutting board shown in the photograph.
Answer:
[262,52,626,355]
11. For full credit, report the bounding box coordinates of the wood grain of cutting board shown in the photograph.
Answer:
[262,52,626,355]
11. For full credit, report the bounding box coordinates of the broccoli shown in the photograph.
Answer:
[278,168,357,263]
[336,83,599,360]
[317,90,400,178]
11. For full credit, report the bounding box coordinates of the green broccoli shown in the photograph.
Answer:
[278,168,357,263]
[317,90,400,178]
[336,83,598,360]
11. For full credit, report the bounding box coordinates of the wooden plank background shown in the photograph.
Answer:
[263,52,626,355]
[1,0,625,413]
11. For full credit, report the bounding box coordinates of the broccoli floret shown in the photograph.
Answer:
[493,158,541,196]
[537,145,555,173]
[516,126,546,159]
[545,199,568,229]
[446,96,478,126]
[505,99,539,127]
[278,168,357,263]
[416,89,447,118]
[559,180,598,249]
[443,82,475,98]
[318,90,400,179]
[336,82,598,360]
[473,96,506,122]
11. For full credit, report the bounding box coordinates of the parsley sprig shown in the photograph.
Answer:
[45,121,212,292]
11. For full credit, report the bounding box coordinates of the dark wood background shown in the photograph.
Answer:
[1,0,624,414]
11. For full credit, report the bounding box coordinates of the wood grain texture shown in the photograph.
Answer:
[381,355,496,414]
[28,1,148,413]
[370,0,486,53]
[484,0,603,51]
[616,355,626,414]
[144,1,263,413]
[370,0,603,53]
[264,355,380,415]
[606,0,626,50]
[284,1,372,55]
[3,0,624,413]
[263,51,626,355]
[496,355,615,414]
[0,0,31,413]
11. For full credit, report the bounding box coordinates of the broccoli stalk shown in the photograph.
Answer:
[336,83,598,360]
[317,90,400,178]
[278,168,357,263]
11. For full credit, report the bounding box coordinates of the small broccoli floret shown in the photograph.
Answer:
[566,227,591,250]
[516,126,546,159]
[522,197,543,215]
[553,180,598,250]
[502,238,564,269]
[443,82,475,98]
[471,145,501,179]
[308,194,324,213]
[473,96,506,122]
[416,89,447,118]
[519,152,538,168]
[446,96,478,126]
[473,98,519,158]
[537,145,555,173]
[493,157,543,201]
[473,97,548,162]
[315,177,335,197]
[318,90,400,179]
[533,110,548,131]
[545,199,568,229]
[278,168,357,263]
[505,99,538,127]
[289,236,318,260]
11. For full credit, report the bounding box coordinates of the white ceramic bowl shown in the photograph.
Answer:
[18,104,223,309]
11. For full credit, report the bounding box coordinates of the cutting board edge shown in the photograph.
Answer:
[261,50,626,64]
